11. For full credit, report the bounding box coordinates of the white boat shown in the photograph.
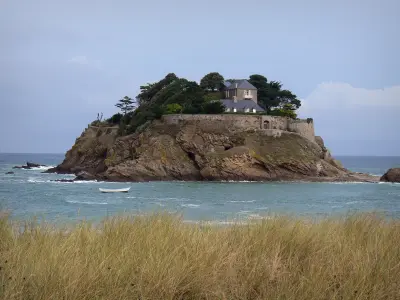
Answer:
[99,187,131,193]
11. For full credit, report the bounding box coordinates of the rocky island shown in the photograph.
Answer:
[47,72,380,183]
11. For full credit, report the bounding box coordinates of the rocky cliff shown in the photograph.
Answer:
[49,116,379,183]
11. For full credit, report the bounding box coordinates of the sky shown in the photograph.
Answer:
[0,0,399,156]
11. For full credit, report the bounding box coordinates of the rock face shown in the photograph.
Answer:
[45,126,119,175]
[380,168,400,183]
[49,117,379,183]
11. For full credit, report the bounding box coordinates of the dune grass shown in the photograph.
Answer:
[1,212,400,300]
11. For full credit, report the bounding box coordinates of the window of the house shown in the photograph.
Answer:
[244,108,250,113]
[252,108,256,113]
[226,108,231,112]
[233,108,237,113]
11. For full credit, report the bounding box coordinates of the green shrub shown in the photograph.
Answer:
[165,103,183,114]
[106,113,123,125]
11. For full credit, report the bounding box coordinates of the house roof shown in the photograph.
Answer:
[224,80,257,90]
[220,99,265,111]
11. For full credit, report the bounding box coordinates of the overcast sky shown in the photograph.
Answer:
[0,0,399,156]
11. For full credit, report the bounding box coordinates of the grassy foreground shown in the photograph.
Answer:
[1,212,400,300]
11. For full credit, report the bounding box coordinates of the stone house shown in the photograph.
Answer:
[221,80,264,113]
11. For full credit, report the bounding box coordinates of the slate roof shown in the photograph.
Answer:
[224,80,257,90]
[220,99,265,112]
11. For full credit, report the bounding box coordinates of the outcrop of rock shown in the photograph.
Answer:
[45,126,119,175]
[48,118,379,183]
[51,179,75,183]
[380,168,400,183]
[13,162,46,169]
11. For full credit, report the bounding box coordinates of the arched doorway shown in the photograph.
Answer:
[263,120,270,129]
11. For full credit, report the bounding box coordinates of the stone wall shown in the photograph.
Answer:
[161,114,315,142]
[288,119,315,142]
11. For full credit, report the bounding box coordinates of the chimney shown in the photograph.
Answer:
[235,83,238,88]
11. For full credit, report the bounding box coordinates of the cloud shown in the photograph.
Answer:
[298,82,400,156]
[300,83,400,112]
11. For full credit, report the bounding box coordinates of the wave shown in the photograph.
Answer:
[72,180,100,184]
[27,178,47,183]
[247,213,272,220]
[181,204,200,208]
[26,165,55,171]
[27,178,100,184]
[345,201,361,205]
[228,200,256,203]
[378,182,400,186]
[328,182,370,185]
[221,180,258,183]
[66,200,108,205]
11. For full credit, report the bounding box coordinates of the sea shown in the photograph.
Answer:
[0,153,400,224]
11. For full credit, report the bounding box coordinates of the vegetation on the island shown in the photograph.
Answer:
[199,72,225,91]
[109,72,302,135]
[248,74,301,114]
[1,212,399,299]
[115,96,136,115]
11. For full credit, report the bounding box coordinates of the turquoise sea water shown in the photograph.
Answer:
[0,153,400,223]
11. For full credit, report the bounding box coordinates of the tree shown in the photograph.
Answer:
[136,73,178,106]
[200,72,225,92]
[248,74,301,112]
[269,103,297,119]
[203,101,225,114]
[115,96,136,115]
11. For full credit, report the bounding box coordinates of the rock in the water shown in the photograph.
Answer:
[26,162,44,168]
[6,171,14,174]
[51,179,74,183]
[13,162,46,169]
[380,168,400,183]
[74,171,96,181]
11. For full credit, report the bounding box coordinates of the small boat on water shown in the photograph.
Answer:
[99,187,131,193]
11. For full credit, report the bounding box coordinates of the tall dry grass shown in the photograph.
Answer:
[1,212,400,300]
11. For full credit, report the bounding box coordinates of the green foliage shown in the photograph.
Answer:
[165,103,183,114]
[248,74,301,113]
[117,75,206,135]
[115,96,136,115]
[106,113,123,125]
[204,92,224,102]
[110,71,302,136]
[200,72,225,92]
[203,101,225,114]
[136,73,178,106]
[269,104,298,119]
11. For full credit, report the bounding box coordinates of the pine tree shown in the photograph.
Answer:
[115,96,136,115]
